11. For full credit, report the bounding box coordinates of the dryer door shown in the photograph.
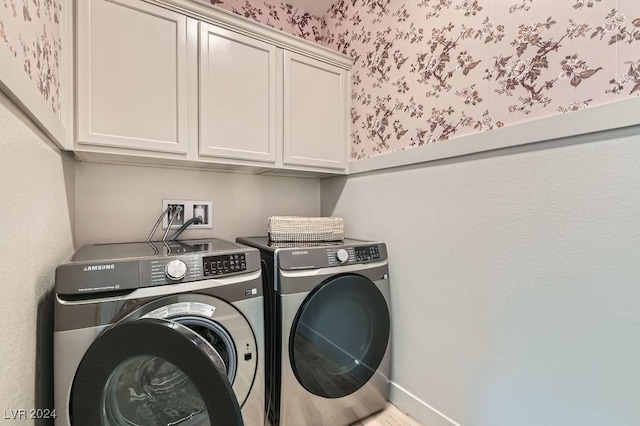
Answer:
[289,273,390,398]
[70,318,243,426]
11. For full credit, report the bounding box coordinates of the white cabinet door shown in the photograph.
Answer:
[283,51,347,170]
[199,23,277,164]
[77,0,189,154]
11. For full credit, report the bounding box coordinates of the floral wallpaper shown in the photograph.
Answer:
[320,0,640,160]
[4,0,636,160]
[198,0,323,42]
[0,0,61,114]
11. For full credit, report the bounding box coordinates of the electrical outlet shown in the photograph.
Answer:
[162,200,213,230]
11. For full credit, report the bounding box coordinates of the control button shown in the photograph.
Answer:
[244,353,252,361]
[165,259,188,281]
[336,248,349,264]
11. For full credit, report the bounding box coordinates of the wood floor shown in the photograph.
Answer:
[351,403,422,426]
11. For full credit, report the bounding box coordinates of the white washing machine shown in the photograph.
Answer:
[237,237,391,426]
[54,239,265,426]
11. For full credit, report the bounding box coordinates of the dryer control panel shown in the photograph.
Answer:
[280,243,387,270]
[355,245,381,262]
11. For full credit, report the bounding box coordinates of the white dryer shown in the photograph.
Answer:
[54,239,265,426]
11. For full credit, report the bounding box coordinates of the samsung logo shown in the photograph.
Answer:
[83,264,115,272]
[291,250,309,255]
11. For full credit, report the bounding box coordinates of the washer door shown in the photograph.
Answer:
[71,318,243,426]
[289,274,390,398]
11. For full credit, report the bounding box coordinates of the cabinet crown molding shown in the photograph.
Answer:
[151,0,353,70]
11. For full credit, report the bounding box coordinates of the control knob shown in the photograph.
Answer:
[165,259,188,281]
[336,249,349,264]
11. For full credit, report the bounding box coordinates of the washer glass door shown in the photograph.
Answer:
[289,274,390,398]
[71,318,243,426]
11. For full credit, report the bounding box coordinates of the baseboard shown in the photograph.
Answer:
[389,381,461,426]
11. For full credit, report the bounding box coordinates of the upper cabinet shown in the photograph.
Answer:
[73,0,352,175]
[77,0,190,154]
[284,52,347,170]
[199,23,277,164]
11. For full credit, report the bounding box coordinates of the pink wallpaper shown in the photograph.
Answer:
[5,0,635,161]
[0,0,61,114]
[198,0,322,42]
[320,0,640,160]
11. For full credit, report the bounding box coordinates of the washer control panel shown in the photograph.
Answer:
[150,256,201,286]
[165,259,188,281]
[56,246,261,296]
[203,253,247,276]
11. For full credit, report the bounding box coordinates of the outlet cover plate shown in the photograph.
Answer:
[162,200,213,229]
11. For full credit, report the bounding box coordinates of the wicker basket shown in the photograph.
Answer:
[267,216,344,242]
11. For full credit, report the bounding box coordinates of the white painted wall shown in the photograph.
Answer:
[75,162,321,246]
[322,128,640,426]
[0,92,75,416]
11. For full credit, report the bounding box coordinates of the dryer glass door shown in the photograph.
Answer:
[70,318,243,426]
[289,274,390,398]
